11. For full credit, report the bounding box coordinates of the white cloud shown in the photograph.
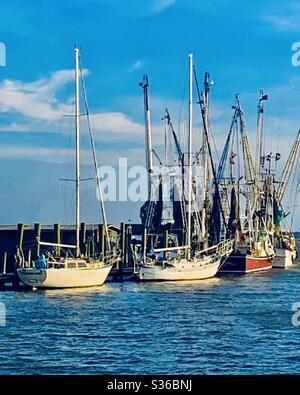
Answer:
[0,70,76,121]
[263,2,300,32]
[0,145,74,164]
[152,0,176,13]
[131,59,143,71]
[0,69,146,139]
[91,112,143,135]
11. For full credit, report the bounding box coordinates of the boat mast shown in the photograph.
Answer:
[202,72,211,246]
[235,94,256,242]
[276,129,300,204]
[255,90,268,213]
[187,52,193,259]
[75,47,80,258]
[164,108,169,166]
[140,75,153,199]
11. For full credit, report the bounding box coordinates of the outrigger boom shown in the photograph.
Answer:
[37,241,77,249]
[153,245,189,253]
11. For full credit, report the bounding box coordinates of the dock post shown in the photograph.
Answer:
[126,222,133,267]
[101,224,105,258]
[16,223,24,270]
[27,250,31,268]
[54,224,61,256]
[143,227,147,263]
[91,229,95,258]
[80,222,86,257]
[3,251,7,274]
[17,223,24,251]
[164,230,168,258]
[119,222,126,281]
[34,223,41,258]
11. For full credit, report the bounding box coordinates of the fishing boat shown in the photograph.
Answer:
[17,48,117,288]
[272,130,300,268]
[273,229,298,268]
[137,53,233,281]
[219,93,274,274]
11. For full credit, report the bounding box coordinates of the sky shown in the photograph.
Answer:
[0,0,300,229]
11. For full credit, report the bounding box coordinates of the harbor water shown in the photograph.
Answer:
[0,256,300,375]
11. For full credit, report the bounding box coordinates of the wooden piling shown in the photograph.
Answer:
[118,223,126,280]
[27,250,31,267]
[99,224,105,259]
[54,224,61,256]
[17,223,24,251]
[143,227,147,262]
[80,222,86,257]
[16,223,24,271]
[34,223,41,257]
[164,230,168,258]
[3,252,7,274]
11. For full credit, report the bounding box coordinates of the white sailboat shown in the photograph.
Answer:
[17,48,116,288]
[137,53,233,281]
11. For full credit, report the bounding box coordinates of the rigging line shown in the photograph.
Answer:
[193,66,228,233]
[208,120,220,163]
[289,143,300,220]
[291,177,300,230]
[79,56,111,251]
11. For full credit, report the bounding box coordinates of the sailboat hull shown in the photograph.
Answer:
[138,258,221,281]
[219,253,272,274]
[17,264,112,289]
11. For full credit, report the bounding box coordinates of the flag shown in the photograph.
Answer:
[229,151,237,165]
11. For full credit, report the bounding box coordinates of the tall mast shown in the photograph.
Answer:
[276,129,300,204]
[140,75,153,199]
[235,94,256,242]
[236,95,256,195]
[187,52,193,259]
[164,108,169,166]
[75,47,80,258]
[201,72,211,245]
[255,90,268,183]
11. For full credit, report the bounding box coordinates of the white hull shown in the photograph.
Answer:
[272,249,295,268]
[138,258,221,281]
[17,264,112,289]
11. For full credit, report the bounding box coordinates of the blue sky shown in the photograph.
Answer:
[0,0,300,228]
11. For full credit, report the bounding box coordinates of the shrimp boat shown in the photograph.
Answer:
[273,235,297,268]
[17,48,117,288]
[137,53,233,281]
[272,130,300,268]
[218,93,274,274]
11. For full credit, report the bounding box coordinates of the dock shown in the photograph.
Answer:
[0,222,144,289]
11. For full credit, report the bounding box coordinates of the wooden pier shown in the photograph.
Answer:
[0,222,143,289]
